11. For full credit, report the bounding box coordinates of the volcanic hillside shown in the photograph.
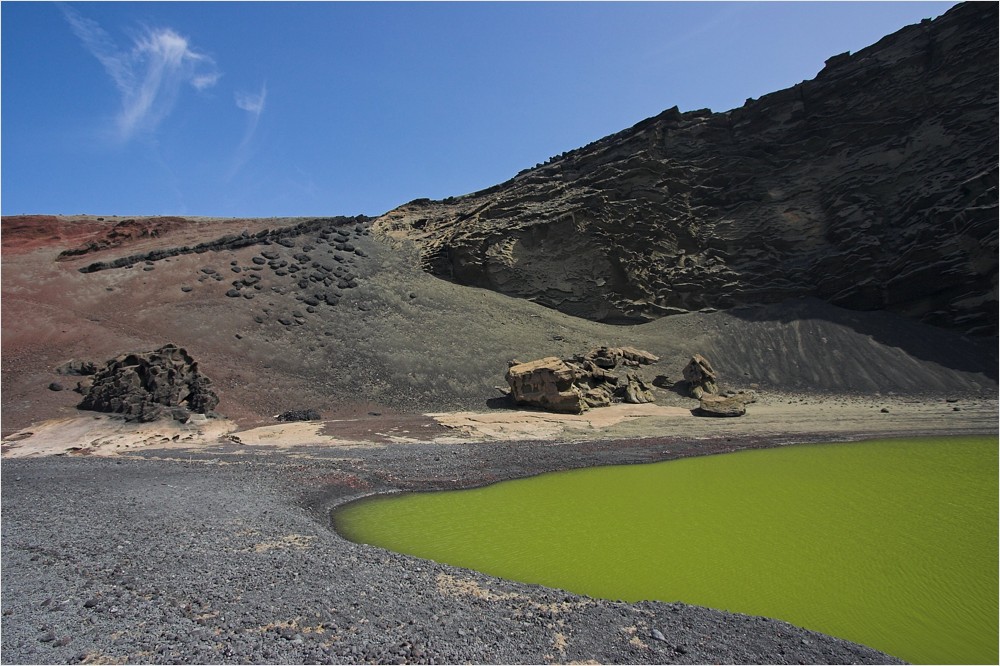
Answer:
[2,4,997,437]
[375,2,998,335]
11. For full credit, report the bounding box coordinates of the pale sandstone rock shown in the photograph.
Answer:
[683,354,719,399]
[505,357,587,414]
[505,347,660,413]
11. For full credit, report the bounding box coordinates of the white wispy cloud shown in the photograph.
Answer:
[62,6,221,140]
[235,83,267,117]
[228,82,268,179]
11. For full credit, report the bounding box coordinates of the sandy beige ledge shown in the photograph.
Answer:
[2,397,996,459]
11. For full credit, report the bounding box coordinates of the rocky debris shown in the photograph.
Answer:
[375,3,998,336]
[47,382,64,392]
[276,409,322,422]
[694,391,757,417]
[505,347,660,413]
[682,354,719,399]
[78,344,219,422]
[69,217,374,329]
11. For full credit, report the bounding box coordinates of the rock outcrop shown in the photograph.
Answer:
[375,3,998,336]
[78,344,219,422]
[505,347,659,413]
[682,354,720,399]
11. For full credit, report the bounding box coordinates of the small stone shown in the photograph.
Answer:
[651,629,666,641]
[181,286,193,293]
[880,407,890,413]
[48,382,65,391]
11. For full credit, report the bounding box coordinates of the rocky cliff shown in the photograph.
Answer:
[375,2,998,336]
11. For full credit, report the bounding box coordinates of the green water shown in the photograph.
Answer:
[333,436,999,664]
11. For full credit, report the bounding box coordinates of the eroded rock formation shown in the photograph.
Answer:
[505,347,659,413]
[79,344,219,422]
[683,354,720,399]
[376,3,998,335]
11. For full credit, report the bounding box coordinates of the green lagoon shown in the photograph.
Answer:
[334,436,999,664]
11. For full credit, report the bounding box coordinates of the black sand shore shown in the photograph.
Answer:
[6,428,978,665]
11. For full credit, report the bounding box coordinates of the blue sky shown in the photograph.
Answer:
[2,1,955,218]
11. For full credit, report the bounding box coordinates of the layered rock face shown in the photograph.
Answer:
[79,345,219,422]
[376,2,998,335]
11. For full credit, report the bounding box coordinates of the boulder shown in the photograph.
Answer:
[505,347,660,413]
[78,344,219,422]
[694,391,757,417]
[682,354,719,399]
[505,357,588,414]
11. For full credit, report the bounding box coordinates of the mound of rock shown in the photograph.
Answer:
[682,354,719,399]
[78,344,219,422]
[505,346,659,414]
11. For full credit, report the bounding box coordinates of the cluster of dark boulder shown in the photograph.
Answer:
[58,344,219,423]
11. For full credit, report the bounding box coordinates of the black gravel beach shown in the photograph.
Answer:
[1,432,923,665]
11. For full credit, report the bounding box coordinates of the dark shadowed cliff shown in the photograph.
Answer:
[375,2,998,335]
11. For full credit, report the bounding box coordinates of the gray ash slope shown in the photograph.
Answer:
[1,450,905,665]
[375,2,998,336]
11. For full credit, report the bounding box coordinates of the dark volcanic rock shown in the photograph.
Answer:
[78,344,219,422]
[77,217,369,275]
[276,409,322,422]
[375,3,998,335]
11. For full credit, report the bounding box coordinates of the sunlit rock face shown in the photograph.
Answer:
[376,2,998,336]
